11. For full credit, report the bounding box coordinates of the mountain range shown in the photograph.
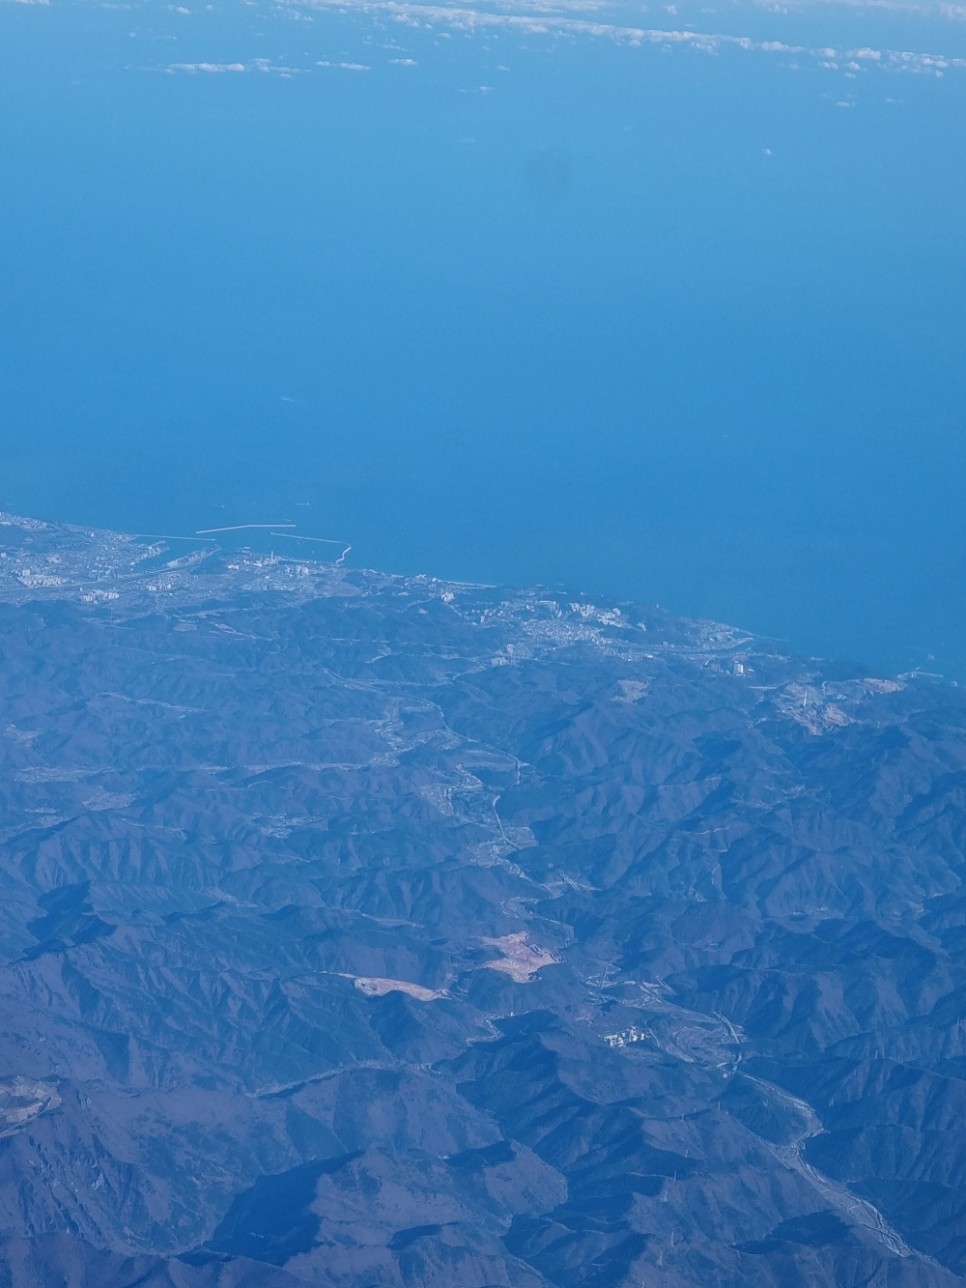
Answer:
[0,513,964,1286]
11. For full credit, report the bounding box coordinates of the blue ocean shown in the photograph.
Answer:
[1,0,964,678]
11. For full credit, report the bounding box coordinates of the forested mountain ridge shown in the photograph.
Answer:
[0,514,963,1286]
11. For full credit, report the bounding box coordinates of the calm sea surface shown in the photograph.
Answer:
[1,2,964,677]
